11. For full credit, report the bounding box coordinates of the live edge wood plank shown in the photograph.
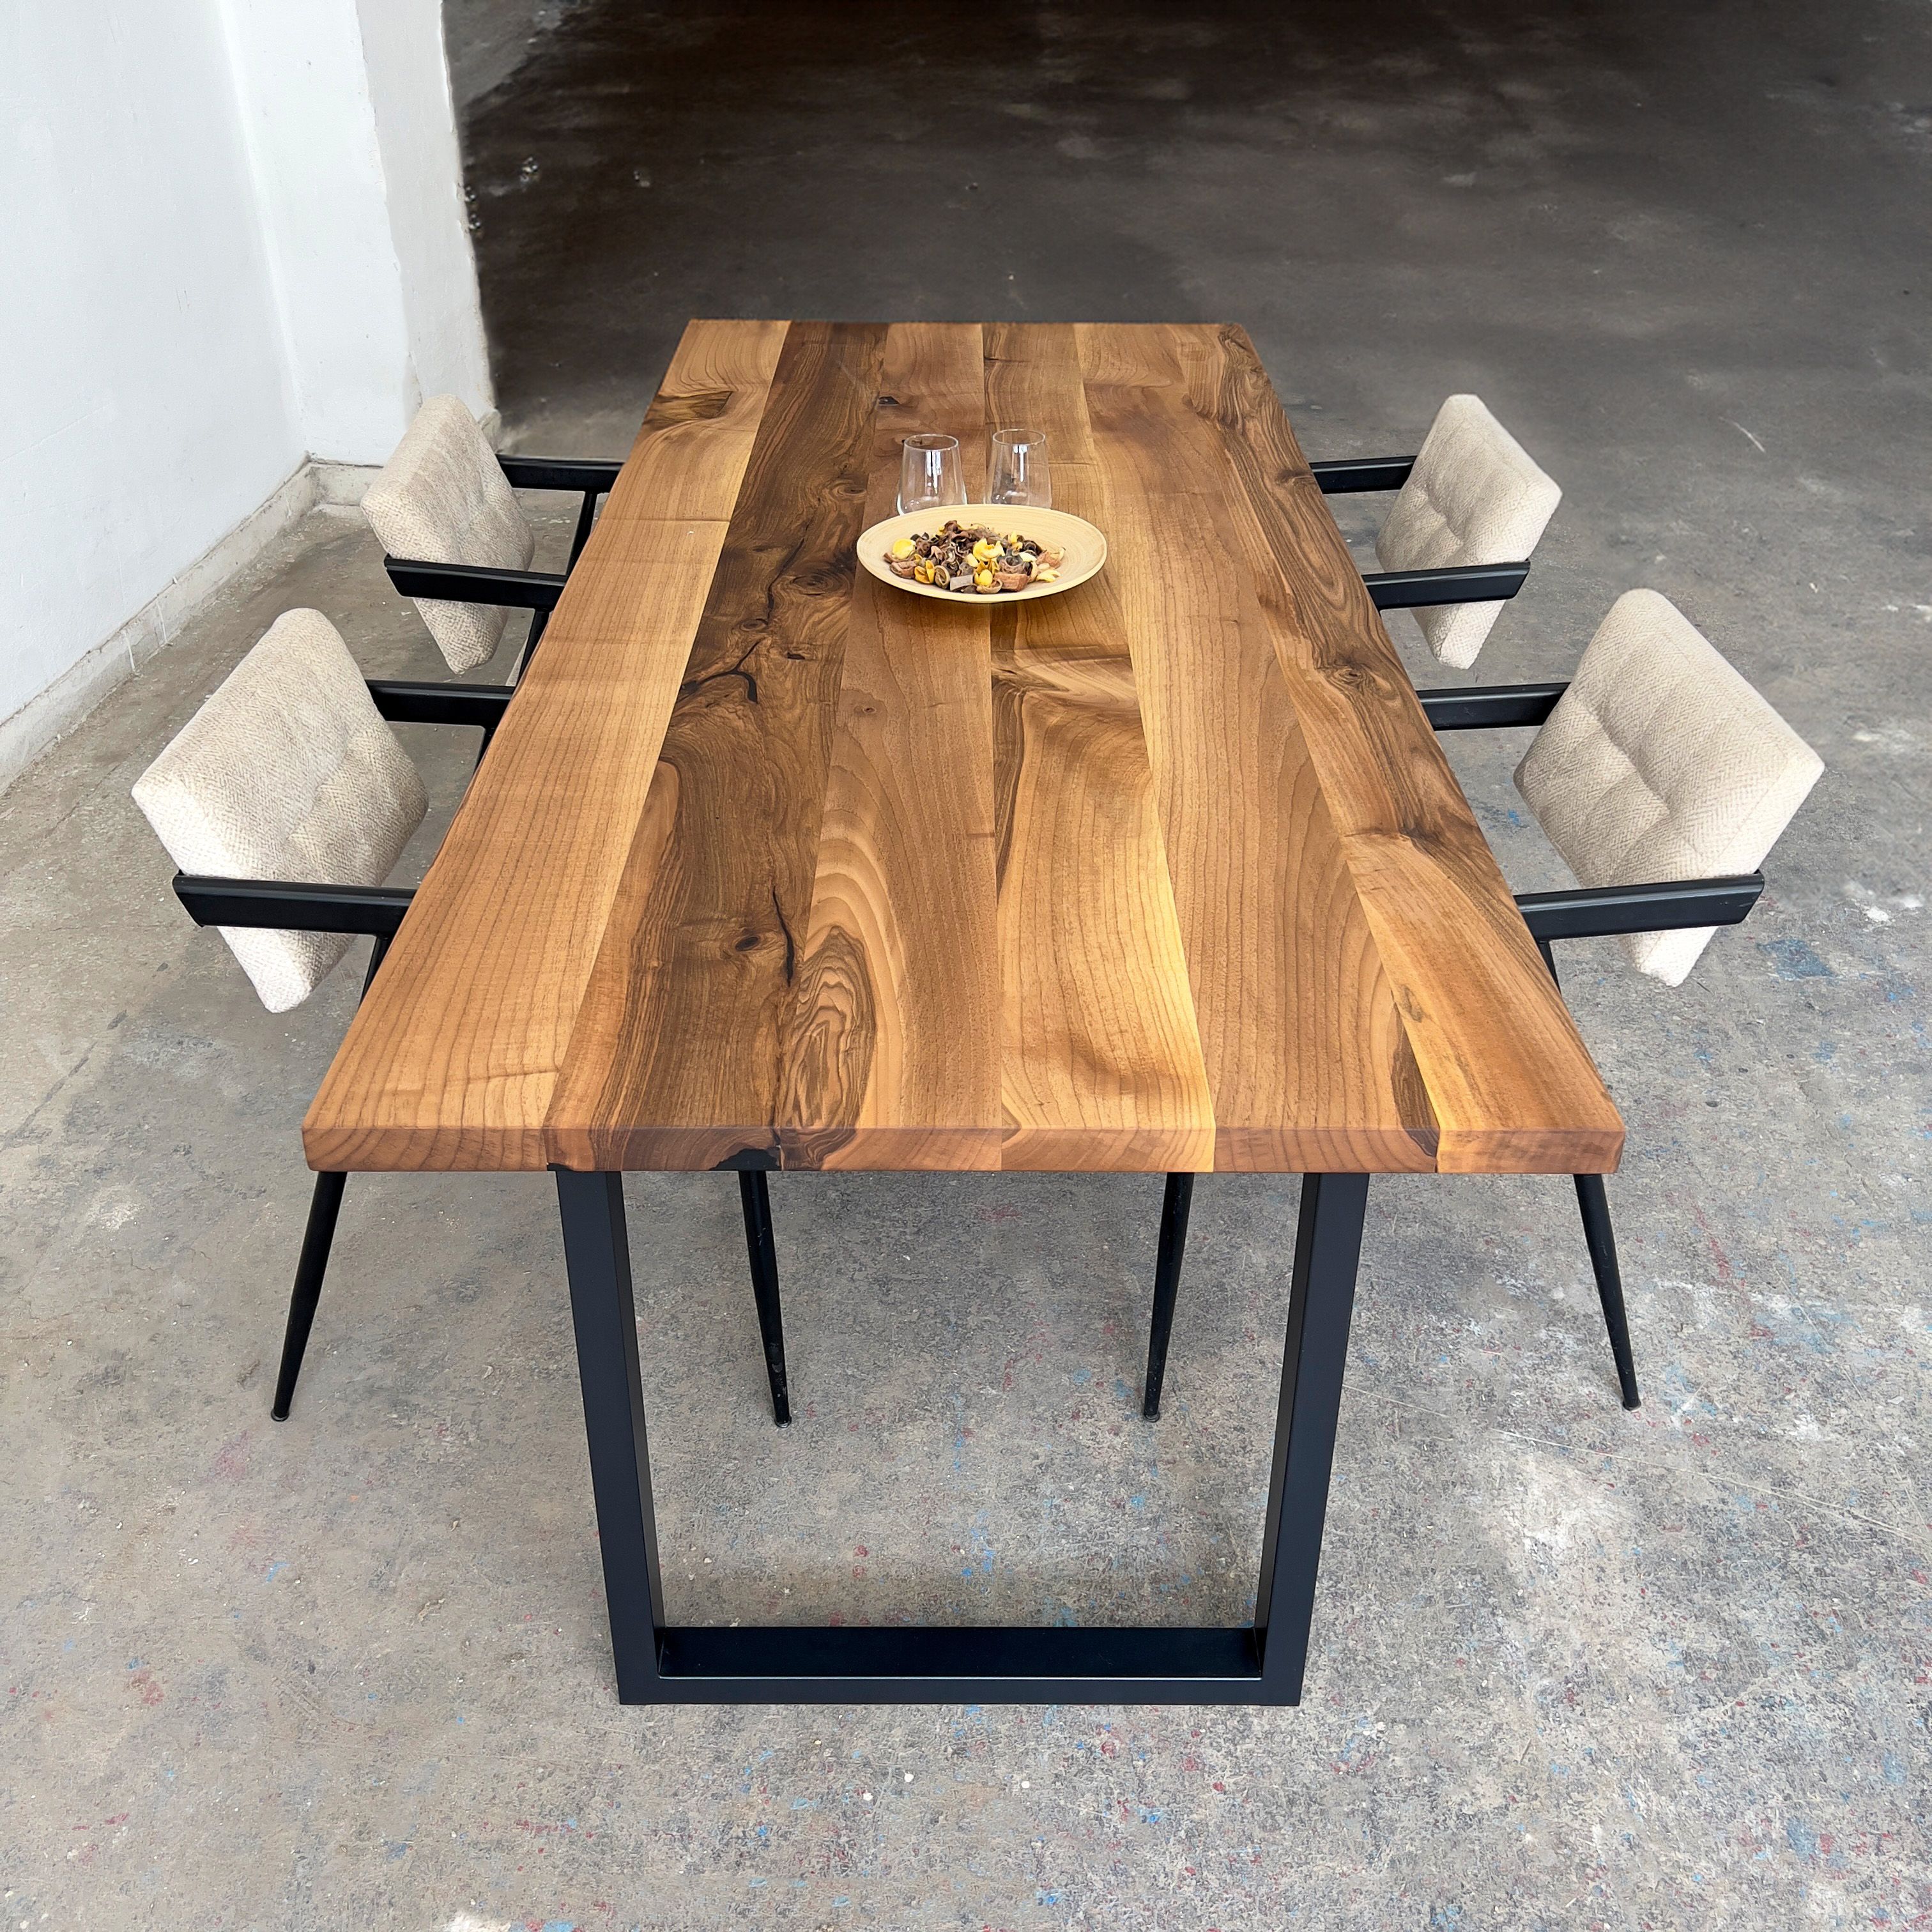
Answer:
[303,318,1622,1178]
[776,323,1003,1170]
[985,325,1215,1170]
[545,321,889,1170]
[302,319,786,1172]
[1182,323,1621,1174]
[1077,324,1436,1173]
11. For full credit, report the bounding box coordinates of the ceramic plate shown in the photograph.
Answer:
[855,505,1107,603]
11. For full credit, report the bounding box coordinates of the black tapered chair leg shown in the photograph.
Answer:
[1531,941,1639,1410]
[737,1171,792,1425]
[1143,1172,1195,1419]
[567,487,601,567]
[512,606,550,684]
[272,1170,349,1422]
[1574,1173,1640,1409]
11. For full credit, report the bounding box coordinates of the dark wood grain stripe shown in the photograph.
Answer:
[1078,324,1437,1172]
[778,323,1002,1170]
[548,321,890,1169]
[986,326,1214,1172]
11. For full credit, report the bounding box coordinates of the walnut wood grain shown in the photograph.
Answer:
[615,318,790,521]
[545,321,889,1170]
[303,319,786,1171]
[776,323,1002,1170]
[990,585,1217,1172]
[303,318,1622,1178]
[1079,325,1436,1170]
[983,321,1105,526]
[1181,323,1623,1174]
[985,326,1215,1172]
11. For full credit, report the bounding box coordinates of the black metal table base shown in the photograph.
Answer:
[554,1165,1369,1706]
[659,1626,1262,1705]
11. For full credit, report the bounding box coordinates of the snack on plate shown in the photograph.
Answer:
[886,519,1064,594]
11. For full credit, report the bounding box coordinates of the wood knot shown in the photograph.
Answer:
[788,567,849,597]
[1326,661,1381,696]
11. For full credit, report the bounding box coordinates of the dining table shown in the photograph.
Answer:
[303,318,1624,1706]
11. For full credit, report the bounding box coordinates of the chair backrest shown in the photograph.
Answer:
[1375,394,1562,670]
[361,395,535,674]
[132,610,429,1013]
[1515,589,1823,985]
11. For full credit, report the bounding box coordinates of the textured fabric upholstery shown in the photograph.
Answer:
[132,610,428,1013]
[1516,590,1823,985]
[1375,394,1563,669]
[360,395,534,673]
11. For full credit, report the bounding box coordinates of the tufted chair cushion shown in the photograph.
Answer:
[1515,590,1823,985]
[360,395,534,673]
[1375,394,1562,670]
[132,610,429,1013]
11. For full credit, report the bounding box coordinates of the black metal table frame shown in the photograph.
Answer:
[553,1165,1369,1705]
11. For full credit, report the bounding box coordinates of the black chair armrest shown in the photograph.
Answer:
[496,457,621,569]
[1365,562,1531,610]
[172,876,415,938]
[1309,456,1416,494]
[365,679,514,729]
[1418,682,1568,732]
[1515,875,1765,944]
[494,455,624,494]
[383,557,566,610]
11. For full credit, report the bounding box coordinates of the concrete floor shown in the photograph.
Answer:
[5,0,1929,1924]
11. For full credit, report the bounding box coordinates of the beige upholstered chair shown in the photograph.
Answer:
[1312,395,1562,671]
[1374,395,1562,668]
[362,396,621,678]
[1515,589,1824,984]
[362,397,537,674]
[1427,590,1818,1406]
[132,610,428,1011]
[133,610,499,1422]
[133,608,788,1429]
[1144,590,1822,1420]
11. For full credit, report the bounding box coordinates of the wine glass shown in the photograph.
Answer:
[898,434,965,514]
[988,428,1051,509]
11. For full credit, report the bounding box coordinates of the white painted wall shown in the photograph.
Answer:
[1,1,304,745]
[355,0,494,418]
[0,0,491,778]
[221,0,493,462]
[220,0,418,461]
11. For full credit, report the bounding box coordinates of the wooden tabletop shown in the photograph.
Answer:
[304,320,1622,1177]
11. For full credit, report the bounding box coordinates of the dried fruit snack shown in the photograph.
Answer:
[885,519,1064,594]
